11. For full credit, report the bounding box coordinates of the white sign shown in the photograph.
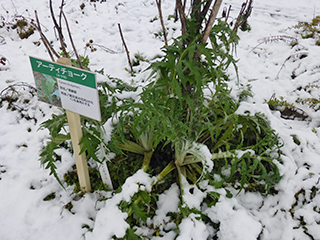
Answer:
[57,78,101,121]
[30,56,101,121]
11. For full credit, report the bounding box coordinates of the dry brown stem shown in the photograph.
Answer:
[201,0,223,43]
[232,0,253,32]
[176,0,187,36]
[50,0,68,57]
[61,11,83,69]
[34,10,59,61]
[155,0,168,46]
[118,23,133,73]
[201,0,213,19]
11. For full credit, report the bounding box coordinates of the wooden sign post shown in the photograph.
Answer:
[30,56,115,193]
[65,110,91,192]
[57,57,91,192]
[30,56,104,193]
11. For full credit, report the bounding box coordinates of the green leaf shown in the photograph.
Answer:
[39,140,65,189]
[118,140,145,155]
[131,202,148,223]
[124,228,141,240]
[79,129,102,162]
[39,113,68,138]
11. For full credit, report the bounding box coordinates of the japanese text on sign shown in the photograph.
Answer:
[29,56,96,89]
[35,60,87,81]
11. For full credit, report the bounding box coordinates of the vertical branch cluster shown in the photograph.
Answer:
[34,0,83,68]
[176,0,188,36]
[34,10,59,61]
[174,0,253,45]
[49,0,68,57]
[174,0,223,46]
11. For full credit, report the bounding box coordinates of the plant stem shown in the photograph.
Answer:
[50,0,68,57]
[142,150,154,172]
[61,11,83,69]
[34,10,59,61]
[201,0,223,43]
[155,160,176,183]
[155,0,168,46]
[118,23,133,73]
[176,0,187,36]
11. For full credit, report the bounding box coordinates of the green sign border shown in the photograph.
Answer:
[29,56,96,89]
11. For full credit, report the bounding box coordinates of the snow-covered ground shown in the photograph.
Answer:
[0,0,320,239]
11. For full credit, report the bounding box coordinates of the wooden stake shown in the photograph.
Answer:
[57,57,91,193]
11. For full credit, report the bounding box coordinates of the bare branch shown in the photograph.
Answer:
[182,0,187,13]
[201,0,213,18]
[176,0,187,36]
[201,0,223,43]
[58,0,65,35]
[222,5,231,21]
[61,11,83,69]
[232,0,253,32]
[34,10,59,61]
[155,0,168,46]
[50,0,68,57]
[118,23,133,73]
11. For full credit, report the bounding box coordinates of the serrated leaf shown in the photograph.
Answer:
[130,202,148,223]
[79,132,101,162]
[124,228,141,240]
[39,113,67,138]
[39,140,65,189]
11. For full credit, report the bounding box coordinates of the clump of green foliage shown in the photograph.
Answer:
[294,15,320,46]
[296,97,320,111]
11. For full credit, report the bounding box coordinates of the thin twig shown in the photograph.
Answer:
[86,43,123,54]
[58,0,65,36]
[174,2,178,21]
[222,5,231,21]
[182,0,187,13]
[201,0,213,19]
[118,23,133,73]
[61,11,83,69]
[50,0,68,57]
[232,0,253,32]
[249,35,300,53]
[34,10,57,61]
[275,52,308,79]
[201,0,223,43]
[155,0,168,46]
[176,0,188,36]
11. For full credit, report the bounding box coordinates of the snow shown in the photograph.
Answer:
[1,0,320,239]
[176,213,212,240]
[206,196,262,240]
[153,183,180,226]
